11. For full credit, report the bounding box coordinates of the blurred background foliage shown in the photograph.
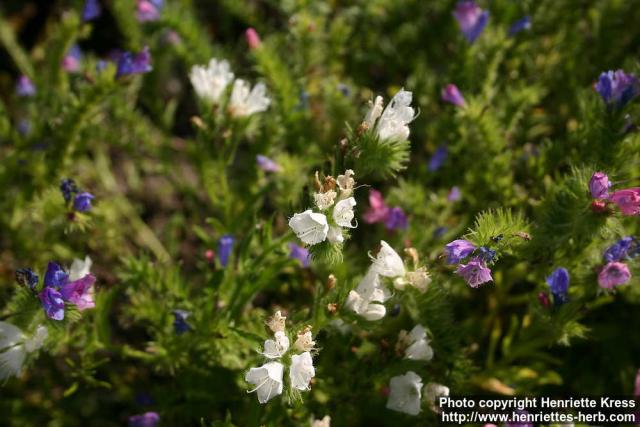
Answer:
[1,0,640,426]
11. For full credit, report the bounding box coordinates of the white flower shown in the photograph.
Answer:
[404,325,433,362]
[405,267,431,293]
[333,197,357,228]
[386,371,423,416]
[229,79,271,117]
[376,89,415,141]
[289,351,315,390]
[423,382,450,412]
[314,190,337,210]
[189,58,234,104]
[0,322,47,381]
[326,226,344,243]
[266,311,286,333]
[346,267,393,321]
[355,268,391,302]
[262,331,290,359]
[370,241,405,278]
[336,169,355,196]
[364,96,384,128]
[246,361,284,403]
[345,291,387,321]
[289,210,329,245]
[294,329,315,352]
[69,256,92,281]
[311,415,331,427]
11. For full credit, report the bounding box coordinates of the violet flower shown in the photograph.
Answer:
[74,192,95,212]
[39,287,65,320]
[428,146,448,171]
[15,268,39,290]
[598,262,631,289]
[610,188,640,215]
[60,274,96,311]
[16,75,36,97]
[288,243,310,267]
[589,171,610,199]
[508,16,531,36]
[218,235,235,267]
[62,45,82,73]
[115,47,152,78]
[595,70,639,109]
[546,267,569,305]
[455,257,492,288]
[441,84,466,107]
[128,412,160,427]
[256,155,281,173]
[82,0,101,22]
[172,310,191,335]
[603,237,636,263]
[444,239,476,264]
[453,1,489,43]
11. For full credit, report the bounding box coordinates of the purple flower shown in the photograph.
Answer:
[595,70,639,109]
[610,188,640,215]
[363,189,390,224]
[589,171,610,199]
[16,75,36,97]
[74,192,95,212]
[433,226,448,239]
[39,287,65,320]
[256,155,281,173]
[444,239,476,264]
[508,16,531,36]
[385,207,408,230]
[17,119,31,135]
[15,268,39,289]
[128,412,160,427]
[441,84,466,107]
[115,47,152,78]
[82,0,102,22]
[455,257,492,287]
[62,45,83,73]
[428,145,448,171]
[337,83,351,97]
[288,243,310,267]
[136,0,163,22]
[448,186,461,202]
[44,262,69,288]
[60,179,78,203]
[603,237,636,262]
[477,246,496,263]
[172,310,191,335]
[546,267,569,305]
[60,274,96,311]
[598,262,631,289]
[453,1,489,43]
[218,235,235,267]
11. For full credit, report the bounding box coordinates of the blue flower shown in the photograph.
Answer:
[74,192,95,212]
[595,70,639,109]
[218,235,235,267]
[60,179,78,203]
[453,1,489,43]
[428,145,448,172]
[256,155,281,173]
[385,207,408,230]
[115,47,152,78]
[44,262,69,288]
[16,75,36,97]
[39,287,65,320]
[82,0,102,22]
[289,243,310,267]
[477,246,497,263]
[433,226,448,239]
[444,239,476,264]
[15,268,39,289]
[172,310,191,335]
[603,236,636,262]
[508,16,531,36]
[546,267,569,305]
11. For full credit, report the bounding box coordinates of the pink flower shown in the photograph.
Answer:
[363,189,391,223]
[455,257,492,288]
[60,274,96,310]
[589,171,610,199]
[441,84,466,107]
[245,28,261,49]
[598,262,631,289]
[610,188,640,215]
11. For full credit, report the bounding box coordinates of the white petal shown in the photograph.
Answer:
[361,302,386,321]
[405,339,433,361]
[0,322,24,350]
[386,371,423,416]
[364,96,384,127]
[371,241,405,277]
[24,325,48,353]
[289,352,315,390]
[246,362,284,404]
[333,197,357,228]
[0,345,26,381]
[408,325,426,342]
[262,331,290,359]
[289,210,329,245]
[423,382,450,412]
[69,256,92,281]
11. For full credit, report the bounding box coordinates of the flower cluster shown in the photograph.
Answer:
[31,258,96,321]
[597,237,636,289]
[60,178,95,213]
[0,322,47,381]
[289,170,357,247]
[245,312,316,403]
[362,89,415,142]
[345,241,431,320]
[189,57,270,117]
[444,239,494,287]
[589,171,640,215]
[363,189,408,231]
